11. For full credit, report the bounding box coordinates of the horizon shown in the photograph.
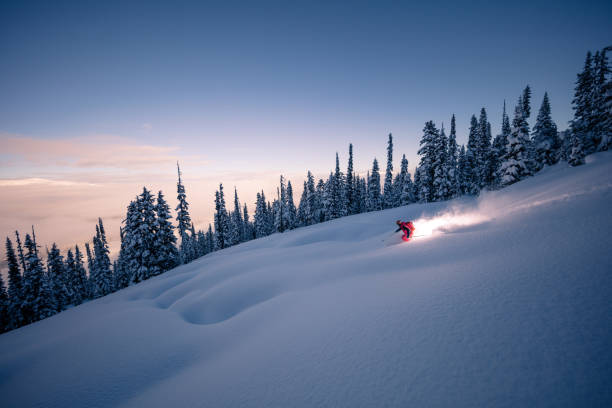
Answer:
[1,0,611,265]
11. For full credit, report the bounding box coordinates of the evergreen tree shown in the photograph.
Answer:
[399,155,415,205]
[417,121,439,202]
[231,188,244,244]
[478,108,494,187]
[447,114,459,197]
[92,218,114,294]
[500,98,533,186]
[155,191,179,273]
[254,191,268,238]
[0,273,8,332]
[457,145,469,194]
[433,124,451,200]
[593,49,611,151]
[73,245,89,301]
[356,176,368,214]
[383,133,395,208]
[15,231,27,275]
[242,203,253,241]
[286,181,297,229]
[176,162,193,263]
[6,237,24,329]
[532,92,561,168]
[214,184,231,248]
[346,144,355,214]
[570,51,596,153]
[306,171,317,224]
[330,154,346,218]
[368,158,382,210]
[206,224,215,253]
[84,242,94,298]
[297,181,308,227]
[22,233,55,323]
[568,132,586,166]
[127,189,159,283]
[47,243,69,311]
[465,115,480,194]
[522,85,532,119]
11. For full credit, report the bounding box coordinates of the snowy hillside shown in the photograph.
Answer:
[1,153,611,407]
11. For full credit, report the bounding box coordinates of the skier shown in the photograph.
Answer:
[395,220,415,242]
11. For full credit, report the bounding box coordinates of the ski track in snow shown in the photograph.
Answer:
[1,153,612,407]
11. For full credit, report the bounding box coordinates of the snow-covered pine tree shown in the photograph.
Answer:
[417,121,439,202]
[286,181,297,229]
[356,176,368,213]
[176,162,193,263]
[570,51,596,154]
[254,192,267,238]
[0,273,8,332]
[214,184,231,248]
[22,233,55,323]
[5,237,24,329]
[297,181,308,227]
[601,47,612,151]
[500,98,533,186]
[393,154,407,206]
[155,190,179,273]
[63,249,81,306]
[346,144,355,214]
[592,48,611,151]
[447,114,459,197]
[568,131,586,166]
[47,243,69,311]
[433,124,451,201]
[532,92,560,168]
[522,85,532,119]
[306,171,317,224]
[128,189,158,283]
[330,154,346,218]
[383,134,395,208]
[368,158,382,210]
[92,218,114,294]
[242,203,253,241]
[84,242,94,298]
[206,224,215,253]
[457,145,468,195]
[230,188,244,244]
[465,115,480,195]
[490,101,512,186]
[73,245,88,301]
[399,155,415,205]
[477,108,492,187]
[15,231,27,277]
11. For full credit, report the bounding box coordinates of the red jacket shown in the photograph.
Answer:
[398,221,415,241]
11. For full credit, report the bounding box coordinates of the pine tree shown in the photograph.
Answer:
[155,191,179,273]
[433,124,451,201]
[6,237,24,329]
[500,98,533,186]
[602,48,612,150]
[92,218,114,294]
[22,233,55,323]
[15,231,27,274]
[242,203,253,241]
[176,162,193,263]
[477,108,494,187]
[457,145,469,194]
[329,154,346,218]
[297,181,308,227]
[73,245,88,301]
[522,85,532,119]
[254,191,268,238]
[447,114,459,197]
[214,184,231,248]
[306,171,317,224]
[532,92,560,168]
[84,242,94,298]
[383,134,395,208]
[206,224,215,253]
[593,49,611,151]
[47,243,69,311]
[356,176,368,213]
[465,115,480,194]
[0,273,9,332]
[231,188,244,244]
[398,155,415,205]
[368,158,382,210]
[568,131,586,166]
[417,121,439,202]
[346,144,355,214]
[286,181,297,229]
[571,51,596,153]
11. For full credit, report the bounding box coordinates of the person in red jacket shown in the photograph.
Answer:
[395,220,415,242]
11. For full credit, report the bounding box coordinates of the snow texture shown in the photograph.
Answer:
[1,153,611,407]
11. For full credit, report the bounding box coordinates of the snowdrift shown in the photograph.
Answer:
[1,153,611,407]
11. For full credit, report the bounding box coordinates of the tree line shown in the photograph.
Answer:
[1,47,610,334]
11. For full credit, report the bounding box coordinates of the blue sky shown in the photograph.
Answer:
[0,0,610,252]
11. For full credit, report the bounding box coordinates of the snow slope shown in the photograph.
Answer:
[1,153,611,407]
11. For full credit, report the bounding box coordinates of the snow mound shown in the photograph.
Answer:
[1,153,612,407]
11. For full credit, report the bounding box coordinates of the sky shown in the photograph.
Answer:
[1,0,611,263]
